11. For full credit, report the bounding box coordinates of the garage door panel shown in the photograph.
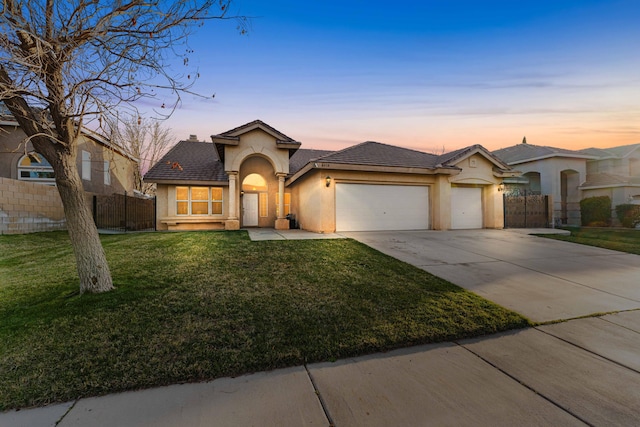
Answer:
[451,187,483,229]
[336,184,429,232]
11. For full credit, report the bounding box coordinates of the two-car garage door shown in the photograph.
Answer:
[336,184,429,232]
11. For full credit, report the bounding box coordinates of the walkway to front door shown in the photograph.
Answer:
[246,228,345,241]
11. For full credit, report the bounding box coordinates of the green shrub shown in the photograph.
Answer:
[615,204,640,228]
[580,196,611,226]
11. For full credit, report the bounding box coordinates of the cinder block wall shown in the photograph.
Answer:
[0,178,66,234]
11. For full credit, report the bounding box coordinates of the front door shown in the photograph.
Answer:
[243,193,259,226]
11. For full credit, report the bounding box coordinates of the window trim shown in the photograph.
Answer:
[259,193,268,217]
[17,152,56,184]
[176,186,224,216]
[275,192,291,217]
[82,150,91,181]
[104,160,111,186]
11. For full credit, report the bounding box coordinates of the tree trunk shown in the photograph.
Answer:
[52,151,114,294]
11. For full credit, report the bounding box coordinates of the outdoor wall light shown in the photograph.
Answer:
[325,176,331,187]
[240,191,245,196]
[497,183,505,192]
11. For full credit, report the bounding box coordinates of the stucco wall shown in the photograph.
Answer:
[291,169,444,233]
[0,124,136,195]
[289,154,505,233]
[512,157,586,226]
[154,183,229,231]
[0,177,66,234]
[239,155,281,228]
[225,129,290,174]
[450,154,504,229]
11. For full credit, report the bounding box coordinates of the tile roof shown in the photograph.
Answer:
[492,143,593,164]
[581,173,640,188]
[289,149,335,174]
[579,143,640,159]
[311,141,443,169]
[217,119,300,144]
[144,140,228,182]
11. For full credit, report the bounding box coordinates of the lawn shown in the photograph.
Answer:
[0,231,528,410]
[541,228,640,255]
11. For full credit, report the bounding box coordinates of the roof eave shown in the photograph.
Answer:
[146,178,229,186]
[506,153,598,165]
[444,145,512,170]
[580,183,640,190]
[286,162,459,186]
[211,135,240,145]
[493,169,522,178]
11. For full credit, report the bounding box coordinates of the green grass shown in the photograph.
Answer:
[0,231,528,410]
[541,228,640,255]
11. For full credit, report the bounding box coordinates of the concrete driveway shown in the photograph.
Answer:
[344,229,640,322]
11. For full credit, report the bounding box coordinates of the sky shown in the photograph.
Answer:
[147,0,640,154]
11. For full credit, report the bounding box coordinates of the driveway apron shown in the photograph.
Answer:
[344,229,640,323]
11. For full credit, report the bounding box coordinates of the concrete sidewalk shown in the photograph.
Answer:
[4,311,640,426]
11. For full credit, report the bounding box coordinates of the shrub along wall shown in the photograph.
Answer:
[615,204,640,228]
[580,196,611,227]
[0,178,66,234]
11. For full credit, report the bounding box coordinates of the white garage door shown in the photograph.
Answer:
[336,184,429,232]
[451,186,483,229]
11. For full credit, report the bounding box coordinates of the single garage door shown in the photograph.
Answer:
[336,184,429,231]
[451,186,483,229]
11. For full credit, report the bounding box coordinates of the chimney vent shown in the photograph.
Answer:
[188,134,198,142]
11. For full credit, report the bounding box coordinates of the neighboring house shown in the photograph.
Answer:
[145,120,517,232]
[0,108,138,233]
[579,144,640,207]
[493,141,640,226]
[0,117,137,195]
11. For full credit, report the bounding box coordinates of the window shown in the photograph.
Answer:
[211,187,223,214]
[275,193,291,217]
[176,186,224,216]
[18,152,55,184]
[259,193,268,217]
[82,150,91,181]
[104,161,111,185]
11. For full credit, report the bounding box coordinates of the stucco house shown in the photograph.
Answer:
[579,144,640,207]
[0,113,137,195]
[0,106,138,233]
[145,120,517,233]
[493,141,640,226]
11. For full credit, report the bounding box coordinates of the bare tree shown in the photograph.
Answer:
[0,1,245,293]
[110,115,176,195]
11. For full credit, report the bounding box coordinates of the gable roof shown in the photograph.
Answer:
[0,108,138,162]
[310,141,444,169]
[578,143,640,160]
[581,172,640,188]
[145,120,514,186]
[289,148,335,174]
[436,144,512,170]
[144,140,228,183]
[493,143,596,165]
[211,120,301,162]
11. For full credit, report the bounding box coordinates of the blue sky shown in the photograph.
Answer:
[154,0,640,152]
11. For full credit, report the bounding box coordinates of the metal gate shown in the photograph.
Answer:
[93,192,156,232]
[504,193,550,228]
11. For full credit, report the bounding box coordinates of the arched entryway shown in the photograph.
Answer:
[241,173,267,227]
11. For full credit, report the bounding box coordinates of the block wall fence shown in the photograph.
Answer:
[0,177,66,234]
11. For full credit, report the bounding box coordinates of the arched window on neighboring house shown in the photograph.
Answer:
[18,152,55,185]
